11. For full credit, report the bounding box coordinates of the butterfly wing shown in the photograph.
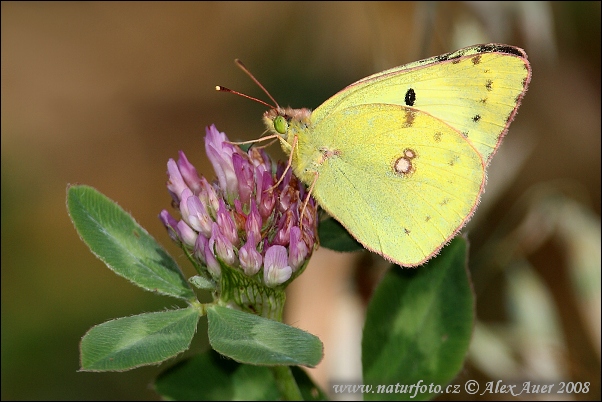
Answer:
[299,104,485,266]
[312,44,531,165]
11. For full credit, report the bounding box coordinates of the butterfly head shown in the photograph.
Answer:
[263,107,312,141]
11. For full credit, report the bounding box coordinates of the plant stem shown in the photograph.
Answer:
[270,366,303,400]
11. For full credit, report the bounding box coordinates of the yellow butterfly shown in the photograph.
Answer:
[227,44,531,267]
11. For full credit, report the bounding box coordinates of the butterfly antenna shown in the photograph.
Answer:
[234,59,280,109]
[215,85,275,109]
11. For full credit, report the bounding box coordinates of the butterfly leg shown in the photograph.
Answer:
[300,170,318,231]
[228,133,281,146]
[268,134,298,191]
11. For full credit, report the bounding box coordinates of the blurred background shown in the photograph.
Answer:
[2,2,600,400]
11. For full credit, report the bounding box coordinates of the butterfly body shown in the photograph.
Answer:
[262,44,531,267]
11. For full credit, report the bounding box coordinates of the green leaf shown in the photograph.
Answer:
[207,305,323,367]
[80,308,200,371]
[154,350,328,401]
[155,350,258,400]
[67,185,195,300]
[362,237,474,401]
[318,217,364,252]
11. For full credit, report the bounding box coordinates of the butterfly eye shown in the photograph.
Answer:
[273,116,288,134]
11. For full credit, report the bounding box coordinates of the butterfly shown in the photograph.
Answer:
[224,43,531,267]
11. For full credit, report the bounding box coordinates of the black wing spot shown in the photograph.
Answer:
[404,88,416,106]
[485,80,493,91]
[472,115,481,122]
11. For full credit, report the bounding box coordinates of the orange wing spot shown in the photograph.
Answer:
[403,109,416,128]
[394,157,412,175]
[393,148,417,177]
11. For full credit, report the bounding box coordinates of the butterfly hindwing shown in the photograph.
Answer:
[295,104,485,266]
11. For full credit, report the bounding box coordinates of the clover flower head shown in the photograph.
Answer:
[160,125,318,317]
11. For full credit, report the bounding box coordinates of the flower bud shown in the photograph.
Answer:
[245,200,262,245]
[205,125,238,199]
[211,222,236,266]
[233,152,254,206]
[257,171,276,219]
[166,158,188,206]
[177,151,203,195]
[263,245,292,287]
[176,220,197,248]
[204,236,221,278]
[216,199,239,247]
[186,193,213,237]
[273,210,293,246]
[239,232,262,276]
[159,209,180,244]
[288,226,308,271]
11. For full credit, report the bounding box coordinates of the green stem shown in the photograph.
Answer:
[270,365,303,401]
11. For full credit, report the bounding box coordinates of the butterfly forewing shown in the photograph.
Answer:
[312,44,531,165]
